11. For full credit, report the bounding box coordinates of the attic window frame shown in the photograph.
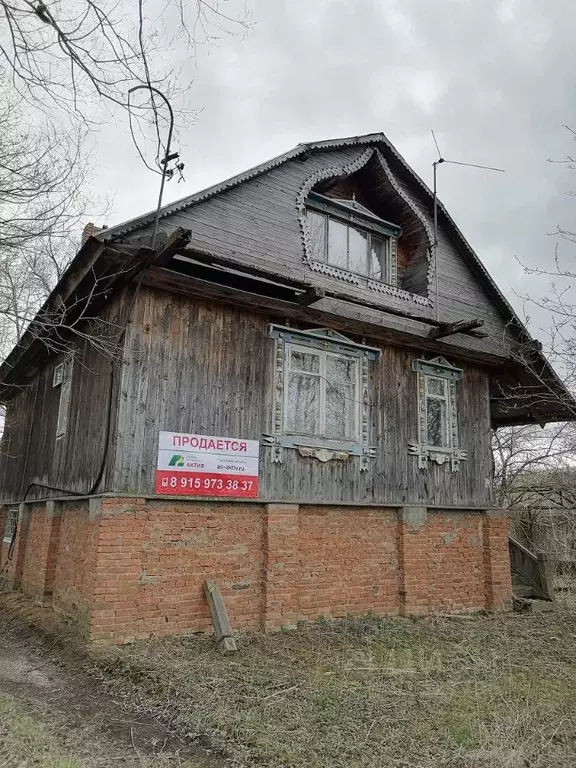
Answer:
[308,192,402,238]
[306,193,400,287]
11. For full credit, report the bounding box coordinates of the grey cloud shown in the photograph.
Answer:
[89,0,576,340]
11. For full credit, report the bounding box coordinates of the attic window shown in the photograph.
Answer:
[306,192,401,286]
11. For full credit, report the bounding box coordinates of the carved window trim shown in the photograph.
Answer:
[408,356,468,472]
[55,354,74,440]
[263,325,379,469]
[296,148,434,308]
[2,507,18,544]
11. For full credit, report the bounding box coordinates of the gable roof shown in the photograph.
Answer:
[98,131,528,339]
[1,132,575,426]
[100,134,389,242]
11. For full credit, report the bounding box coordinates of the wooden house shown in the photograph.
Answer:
[1,133,574,642]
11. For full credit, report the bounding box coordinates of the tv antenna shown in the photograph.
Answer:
[430,130,504,320]
[128,85,185,250]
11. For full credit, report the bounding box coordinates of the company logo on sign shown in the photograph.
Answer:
[168,454,185,467]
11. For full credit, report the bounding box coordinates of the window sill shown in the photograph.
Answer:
[283,435,364,455]
[408,442,468,471]
[263,433,376,468]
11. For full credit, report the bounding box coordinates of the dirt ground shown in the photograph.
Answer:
[3,593,576,768]
[0,604,226,768]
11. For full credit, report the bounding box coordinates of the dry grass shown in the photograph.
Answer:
[553,575,576,610]
[2,592,576,768]
[0,694,84,768]
[0,594,222,768]
[96,613,576,768]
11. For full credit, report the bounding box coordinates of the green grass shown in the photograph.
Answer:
[0,694,84,768]
[102,613,576,768]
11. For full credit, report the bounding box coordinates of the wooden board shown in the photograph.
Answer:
[203,580,237,652]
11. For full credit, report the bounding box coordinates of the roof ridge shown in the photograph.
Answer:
[101,134,391,242]
[98,130,543,352]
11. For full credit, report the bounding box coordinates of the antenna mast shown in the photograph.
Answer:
[430,130,504,321]
[128,85,183,251]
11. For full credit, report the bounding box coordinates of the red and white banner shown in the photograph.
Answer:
[155,431,259,497]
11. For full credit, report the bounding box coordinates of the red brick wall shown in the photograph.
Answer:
[89,498,265,643]
[482,509,512,610]
[427,511,486,611]
[44,510,62,597]
[2,498,513,643]
[20,504,55,598]
[52,503,100,622]
[1,505,23,589]
[298,506,399,621]
[0,506,9,583]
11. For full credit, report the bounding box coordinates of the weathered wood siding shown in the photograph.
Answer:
[127,144,514,360]
[0,141,506,505]
[0,294,126,502]
[113,287,493,506]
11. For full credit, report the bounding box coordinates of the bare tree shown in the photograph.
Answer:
[0,84,100,359]
[490,128,576,588]
[493,423,575,506]
[0,0,252,366]
[0,0,251,157]
[0,0,251,107]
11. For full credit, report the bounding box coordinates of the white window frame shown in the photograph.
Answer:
[3,507,18,544]
[283,343,361,444]
[54,355,73,439]
[265,325,381,468]
[307,209,395,284]
[423,375,452,450]
[409,357,467,472]
[307,208,399,285]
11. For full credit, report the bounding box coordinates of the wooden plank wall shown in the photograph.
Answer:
[113,286,493,507]
[0,293,127,502]
[128,144,514,361]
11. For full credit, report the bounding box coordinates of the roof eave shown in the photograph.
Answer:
[0,236,106,391]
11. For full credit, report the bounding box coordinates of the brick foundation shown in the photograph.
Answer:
[0,497,513,643]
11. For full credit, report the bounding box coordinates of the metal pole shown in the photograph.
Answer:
[128,85,175,251]
[433,160,440,321]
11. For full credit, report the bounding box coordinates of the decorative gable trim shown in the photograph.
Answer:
[373,150,435,246]
[373,149,435,304]
[297,148,434,307]
[296,147,374,225]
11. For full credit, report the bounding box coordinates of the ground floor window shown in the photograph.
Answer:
[3,507,18,543]
[265,325,380,469]
[285,343,360,443]
[409,356,468,471]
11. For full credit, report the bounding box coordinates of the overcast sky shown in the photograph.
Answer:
[90,0,576,342]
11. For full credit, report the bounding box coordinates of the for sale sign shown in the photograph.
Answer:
[155,431,259,497]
